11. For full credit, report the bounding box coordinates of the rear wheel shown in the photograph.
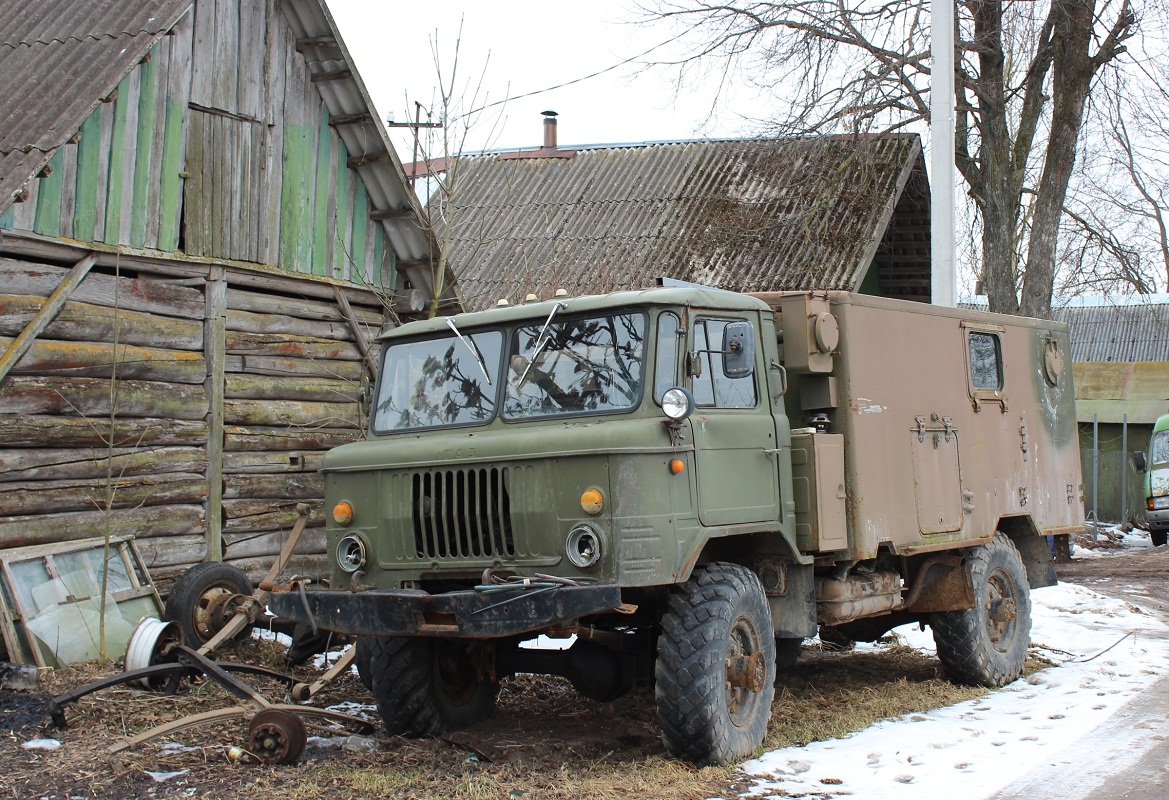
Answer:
[1152,530,1168,547]
[367,637,499,736]
[931,536,1031,687]
[655,562,775,765]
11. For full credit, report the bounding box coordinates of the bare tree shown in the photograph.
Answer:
[641,0,1142,316]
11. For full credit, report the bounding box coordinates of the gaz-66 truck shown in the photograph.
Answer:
[270,285,1083,765]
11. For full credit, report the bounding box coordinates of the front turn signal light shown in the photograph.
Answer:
[580,488,604,515]
[333,501,354,526]
[670,459,685,474]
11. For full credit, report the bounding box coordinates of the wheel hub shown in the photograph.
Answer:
[246,709,307,765]
[725,651,766,693]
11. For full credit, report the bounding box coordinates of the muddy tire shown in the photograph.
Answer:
[1152,530,1168,548]
[655,562,775,765]
[367,637,499,736]
[775,637,803,671]
[354,637,373,690]
[931,535,1031,687]
[164,562,254,647]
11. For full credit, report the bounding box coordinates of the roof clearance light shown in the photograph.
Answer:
[580,488,604,515]
[332,501,354,526]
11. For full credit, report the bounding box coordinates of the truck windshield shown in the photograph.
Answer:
[372,331,503,432]
[504,312,646,418]
[1153,430,1169,465]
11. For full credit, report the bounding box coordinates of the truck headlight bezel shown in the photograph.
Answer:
[1152,496,1169,510]
[566,525,602,568]
[336,535,367,572]
[661,386,695,422]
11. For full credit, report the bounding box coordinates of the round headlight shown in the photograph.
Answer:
[661,386,695,422]
[336,535,367,572]
[566,525,602,568]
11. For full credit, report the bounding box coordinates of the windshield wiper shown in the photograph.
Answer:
[514,301,567,388]
[446,318,491,385]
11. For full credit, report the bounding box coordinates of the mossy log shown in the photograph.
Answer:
[0,446,207,482]
[0,294,204,350]
[0,376,208,419]
[0,336,207,383]
[0,416,209,447]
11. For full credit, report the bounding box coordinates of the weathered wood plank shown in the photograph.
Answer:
[0,416,209,447]
[102,70,136,244]
[214,0,240,114]
[73,111,104,238]
[205,268,227,562]
[0,504,205,549]
[225,307,356,340]
[0,473,208,516]
[312,108,333,276]
[0,252,96,383]
[225,373,356,402]
[183,110,207,256]
[0,376,208,419]
[259,6,288,266]
[222,450,324,474]
[223,398,360,428]
[158,13,193,252]
[138,534,209,569]
[223,425,359,451]
[0,259,206,318]
[238,0,265,120]
[223,353,364,380]
[333,138,351,280]
[223,498,324,521]
[225,329,362,360]
[0,446,207,482]
[189,0,216,110]
[223,472,322,500]
[0,336,208,383]
[223,526,326,559]
[32,149,64,236]
[0,295,204,350]
[144,39,169,249]
[225,286,382,325]
[129,51,159,248]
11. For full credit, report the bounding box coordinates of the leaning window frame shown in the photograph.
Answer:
[961,321,1007,412]
[689,315,760,410]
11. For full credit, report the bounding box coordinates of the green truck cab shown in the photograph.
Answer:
[270,285,1084,765]
[1134,413,1169,546]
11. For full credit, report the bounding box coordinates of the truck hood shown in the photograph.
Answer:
[323,416,683,472]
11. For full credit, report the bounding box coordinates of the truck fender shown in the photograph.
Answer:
[901,554,976,614]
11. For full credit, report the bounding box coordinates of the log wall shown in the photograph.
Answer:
[0,253,383,589]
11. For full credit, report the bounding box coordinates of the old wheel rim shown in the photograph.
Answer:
[246,709,307,765]
[724,614,765,726]
[984,569,1019,651]
[192,585,238,642]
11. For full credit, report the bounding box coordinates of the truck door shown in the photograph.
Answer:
[689,315,780,525]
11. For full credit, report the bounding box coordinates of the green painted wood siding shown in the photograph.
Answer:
[4,0,396,292]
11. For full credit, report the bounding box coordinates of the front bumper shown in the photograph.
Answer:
[1147,507,1169,532]
[269,583,623,638]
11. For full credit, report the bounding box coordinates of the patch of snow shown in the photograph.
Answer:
[742,583,1169,800]
[20,739,60,751]
[145,770,188,783]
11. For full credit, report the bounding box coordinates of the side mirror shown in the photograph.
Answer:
[358,373,372,418]
[1134,451,1148,473]
[722,321,755,379]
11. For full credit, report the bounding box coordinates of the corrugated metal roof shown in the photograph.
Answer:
[0,0,192,214]
[436,134,929,311]
[1054,303,1169,363]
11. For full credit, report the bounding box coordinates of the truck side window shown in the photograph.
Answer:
[969,332,1003,390]
[1153,431,1169,465]
[654,312,680,405]
[693,319,757,409]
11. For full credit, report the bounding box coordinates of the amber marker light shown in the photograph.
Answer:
[333,501,354,526]
[580,488,604,515]
[669,459,686,474]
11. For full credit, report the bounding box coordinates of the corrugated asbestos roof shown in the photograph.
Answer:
[437,133,930,311]
[1055,303,1169,363]
[0,0,192,214]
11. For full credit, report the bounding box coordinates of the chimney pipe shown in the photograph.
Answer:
[542,110,558,149]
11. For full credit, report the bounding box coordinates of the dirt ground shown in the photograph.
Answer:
[1,535,1163,800]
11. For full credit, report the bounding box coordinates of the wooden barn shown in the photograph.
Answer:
[0,0,459,591]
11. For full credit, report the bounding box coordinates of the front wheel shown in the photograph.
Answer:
[367,637,499,736]
[1152,530,1168,547]
[655,562,775,765]
[931,535,1031,687]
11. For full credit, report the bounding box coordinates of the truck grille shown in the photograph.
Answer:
[412,467,516,559]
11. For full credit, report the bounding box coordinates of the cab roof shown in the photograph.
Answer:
[377,285,770,340]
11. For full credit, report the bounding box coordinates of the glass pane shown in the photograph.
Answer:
[1152,431,1169,465]
[969,332,1002,390]
[693,320,757,409]
[654,313,680,404]
[504,313,646,418]
[373,331,503,432]
[692,322,714,406]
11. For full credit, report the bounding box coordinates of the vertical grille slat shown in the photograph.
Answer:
[411,467,516,560]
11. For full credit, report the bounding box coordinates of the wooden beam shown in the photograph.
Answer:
[295,36,337,50]
[328,113,373,127]
[331,285,377,380]
[0,252,96,385]
[204,267,227,562]
[369,208,413,221]
[347,153,391,168]
[311,70,352,83]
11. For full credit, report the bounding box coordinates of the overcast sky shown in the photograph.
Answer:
[327,0,758,156]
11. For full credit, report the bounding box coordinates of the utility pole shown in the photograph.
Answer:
[386,101,443,188]
[931,0,956,307]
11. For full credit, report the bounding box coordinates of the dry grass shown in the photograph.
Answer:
[1,636,1059,800]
